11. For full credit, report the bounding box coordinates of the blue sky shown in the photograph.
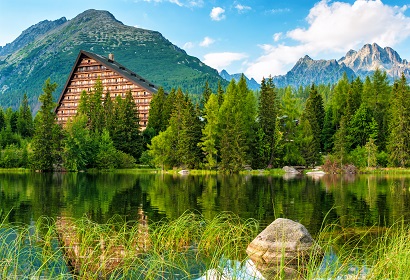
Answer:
[1,0,410,82]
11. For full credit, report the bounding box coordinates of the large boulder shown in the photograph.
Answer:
[246,218,323,279]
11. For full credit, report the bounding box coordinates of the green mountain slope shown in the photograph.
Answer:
[0,9,227,111]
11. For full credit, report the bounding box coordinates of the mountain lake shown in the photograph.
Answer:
[1,171,410,278]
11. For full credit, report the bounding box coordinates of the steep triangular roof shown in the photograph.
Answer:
[56,50,159,111]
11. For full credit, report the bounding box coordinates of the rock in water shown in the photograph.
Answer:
[246,218,322,279]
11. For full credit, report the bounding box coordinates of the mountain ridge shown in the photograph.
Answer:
[271,43,410,88]
[0,9,227,111]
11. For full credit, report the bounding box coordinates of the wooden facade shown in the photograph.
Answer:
[55,50,158,129]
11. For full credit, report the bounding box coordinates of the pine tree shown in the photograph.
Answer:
[348,103,378,149]
[322,105,336,153]
[368,69,391,151]
[198,94,220,169]
[299,117,321,168]
[200,81,212,111]
[331,73,350,127]
[258,76,279,168]
[280,87,304,166]
[111,90,142,160]
[147,87,166,134]
[218,78,255,172]
[217,80,224,106]
[31,79,62,171]
[387,74,410,167]
[17,93,34,138]
[304,84,324,152]
[162,88,176,130]
[88,78,105,132]
[178,99,202,168]
[96,129,118,170]
[333,116,349,166]
[103,90,115,134]
[0,108,6,132]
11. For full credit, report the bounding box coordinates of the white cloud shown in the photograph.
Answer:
[138,0,203,8]
[235,4,251,13]
[266,8,290,14]
[210,7,226,21]
[246,0,410,81]
[199,36,215,47]
[183,42,194,49]
[273,32,282,42]
[203,52,248,70]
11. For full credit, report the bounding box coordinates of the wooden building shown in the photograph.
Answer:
[55,50,159,129]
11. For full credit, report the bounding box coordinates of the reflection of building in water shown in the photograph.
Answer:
[56,209,151,277]
[136,205,150,252]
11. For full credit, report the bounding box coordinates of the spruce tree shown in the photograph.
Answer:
[17,93,34,138]
[280,87,304,165]
[258,76,279,168]
[31,79,61,171]
[322,105,336,153]
[147,87,166,134]
[88,78,105,132]
[198,94,220,169]
[200,81,212,111]
[348,103,378,149]
[111,90,142,160]
[304,84,325,152]
[387,74,410,167]
[179,99,202,168]
[218,78,254,172]
[217,80,224,106]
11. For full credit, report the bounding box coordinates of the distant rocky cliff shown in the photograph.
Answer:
[271,43,410,88]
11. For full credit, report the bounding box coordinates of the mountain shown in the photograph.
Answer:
[219,70,261,91]
[0,9,228,111]
[338,43,410,79]
[272,55,356,88]
[272,43,410,88]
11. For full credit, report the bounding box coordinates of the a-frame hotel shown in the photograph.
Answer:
[55,50,159,129]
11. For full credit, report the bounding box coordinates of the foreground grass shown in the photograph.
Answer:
[2,213,410,279]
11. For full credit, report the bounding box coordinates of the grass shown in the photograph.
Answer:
[2,213,410,279]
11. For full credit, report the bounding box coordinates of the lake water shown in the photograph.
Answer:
[2,171,410,235]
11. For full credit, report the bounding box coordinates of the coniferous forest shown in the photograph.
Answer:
[3,69,410,172]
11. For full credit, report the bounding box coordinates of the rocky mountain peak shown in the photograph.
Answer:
[71,9,122,25]
[0,17,67,56]
[338,42,407,77]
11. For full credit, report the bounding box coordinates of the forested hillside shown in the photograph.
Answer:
[0,9,228,112]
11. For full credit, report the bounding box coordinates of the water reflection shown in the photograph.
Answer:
[1,172,410,235]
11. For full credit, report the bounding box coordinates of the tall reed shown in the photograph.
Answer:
[3,212,410,279]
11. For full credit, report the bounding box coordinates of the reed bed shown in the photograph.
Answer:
[2,213,410,279]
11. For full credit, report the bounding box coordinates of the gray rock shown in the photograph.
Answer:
[246,218,323,279]
[282,166,300,174]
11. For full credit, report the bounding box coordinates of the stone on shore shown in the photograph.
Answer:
[246,218,323,279]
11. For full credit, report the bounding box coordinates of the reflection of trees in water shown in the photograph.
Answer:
[2,173,410,235]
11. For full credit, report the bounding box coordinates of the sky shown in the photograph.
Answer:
[1,0,410,82]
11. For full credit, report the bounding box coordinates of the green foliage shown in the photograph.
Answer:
[258,76,279,168]
[218,78,256,172]
[17,93,34,138]
[198,94,219,169]
[31,79,62,171]
[148,127,173,170]
[387,74,410,167]
[110,90,143,160]
[63,114,94,171]
[96,129,118,170]
[147,87,167,134]
[348,103,378,150]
